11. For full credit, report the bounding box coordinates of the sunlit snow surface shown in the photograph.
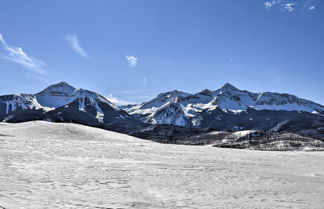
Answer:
[1,121,324,209]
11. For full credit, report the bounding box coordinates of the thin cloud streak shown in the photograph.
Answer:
[118,89,152,94]
[127,96,154,99]
[0,33,47,75]
[65,33,89,59]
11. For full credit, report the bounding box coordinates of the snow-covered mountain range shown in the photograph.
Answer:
[1,82,323,140]
[122,83,324,127]
[0,82,145,132]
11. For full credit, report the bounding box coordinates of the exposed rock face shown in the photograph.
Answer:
[212,131,324,151]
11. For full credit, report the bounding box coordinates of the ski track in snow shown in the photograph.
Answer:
[0,121,324,209]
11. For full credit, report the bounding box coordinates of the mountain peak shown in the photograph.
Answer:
[158,90,190,98]
[50,81,75,89]
[37,82,76,95]
[197,89,214,96]
[219,83,238,91]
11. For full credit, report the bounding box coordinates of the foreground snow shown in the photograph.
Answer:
[0,122,324,209]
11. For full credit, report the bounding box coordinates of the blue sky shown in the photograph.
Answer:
[0,0,323,105]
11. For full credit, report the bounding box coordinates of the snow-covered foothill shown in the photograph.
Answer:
[1,121,324,208]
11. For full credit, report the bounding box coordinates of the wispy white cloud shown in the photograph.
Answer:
[106,93,135,106]
[300,0,317,12]
[125,55,138,67]
[0,33,47,74]
[65,33,89,59]
[264,1,276,9]
[263,1,300,13]
[309,5,316,10]
[283,3,296,12]
[111,88,155,105]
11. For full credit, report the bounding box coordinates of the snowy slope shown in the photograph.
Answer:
[1,121,324,208]
[0,94,44,115]
[127,90,191,116]
[35,82,78,108]
[35,82,126,123]
[36,82,119,110]
[147,100,191,126]
[0,94,42,114]
[254,92,324,112]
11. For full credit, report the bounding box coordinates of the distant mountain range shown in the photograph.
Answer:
[1,82,324,149]
[121,83,324,128]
